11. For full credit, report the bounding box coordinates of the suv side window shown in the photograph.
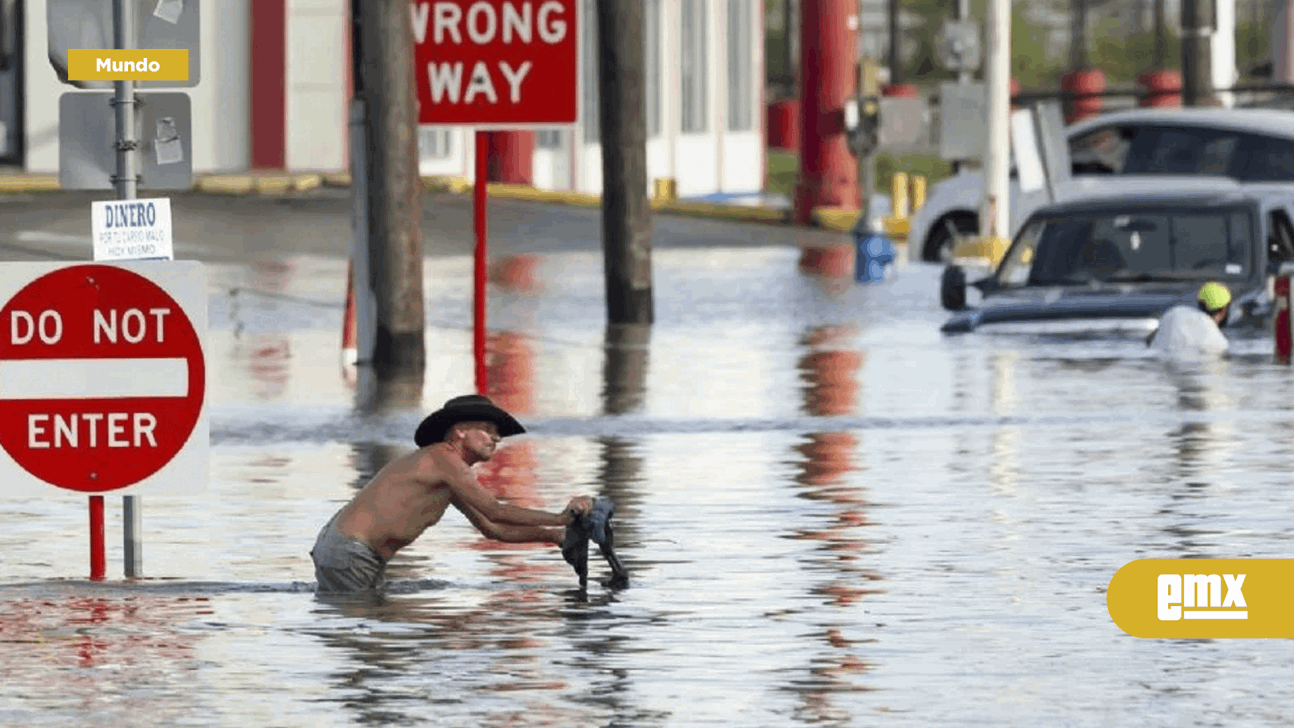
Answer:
[1239,135,1294,181]
[1268,209,1294,272]
[1069,125,1136,175]
[1123,127,1243,175]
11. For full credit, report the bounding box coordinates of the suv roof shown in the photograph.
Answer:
[1054,175,1246,203]
[1034,177,1278,217]
[1069,107,1294,140]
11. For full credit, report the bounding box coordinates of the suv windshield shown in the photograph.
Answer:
[996,207,1256,287]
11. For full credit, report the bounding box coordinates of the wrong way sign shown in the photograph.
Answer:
[0,262,207,496]
[412,0,580,125]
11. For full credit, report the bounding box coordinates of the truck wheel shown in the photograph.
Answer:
[924,213,980,262]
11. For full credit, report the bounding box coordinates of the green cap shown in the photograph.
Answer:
[1197,281,1231,313]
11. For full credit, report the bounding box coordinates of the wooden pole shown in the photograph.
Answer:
[354,0,426,372]
[597,0,653,325]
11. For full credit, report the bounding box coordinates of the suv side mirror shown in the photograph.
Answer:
[941,265,967,311]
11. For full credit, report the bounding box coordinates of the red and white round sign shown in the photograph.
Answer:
[0,264,205,493]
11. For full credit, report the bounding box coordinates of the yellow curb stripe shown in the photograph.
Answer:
[0,175,62,192]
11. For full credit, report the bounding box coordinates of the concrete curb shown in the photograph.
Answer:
[0,171,872,235]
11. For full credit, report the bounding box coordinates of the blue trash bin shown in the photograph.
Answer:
[854,232,896,283]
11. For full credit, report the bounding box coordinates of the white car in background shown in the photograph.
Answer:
[907,107,1294,263]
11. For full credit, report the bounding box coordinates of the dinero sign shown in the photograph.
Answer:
[411,0,579,125]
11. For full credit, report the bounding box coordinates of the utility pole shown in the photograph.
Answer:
[783,0,797,95]
[1154,0,1166,67]
[1182,0,1218,106]
[1070,0,1088,69]
[596,0,653,325]
[983,0,1011,243]
[353,0,426,372]
[888,0,902,84]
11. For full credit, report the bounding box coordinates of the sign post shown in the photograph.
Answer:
[410,0,580,394]
[52,0,197,579]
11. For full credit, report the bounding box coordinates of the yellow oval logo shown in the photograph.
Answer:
[1108,559,1294,638]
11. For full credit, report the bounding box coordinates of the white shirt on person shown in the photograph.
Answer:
[1147,305,1228,356]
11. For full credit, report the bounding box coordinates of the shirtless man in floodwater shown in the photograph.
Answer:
[311,394,593,592]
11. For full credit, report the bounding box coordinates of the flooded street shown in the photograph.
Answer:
[4,212,1294,726]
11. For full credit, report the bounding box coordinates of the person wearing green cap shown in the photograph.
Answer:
[310,395,595,593]
[1145,281,1231,353]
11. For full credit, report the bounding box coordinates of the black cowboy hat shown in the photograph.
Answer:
[414,394,526,447]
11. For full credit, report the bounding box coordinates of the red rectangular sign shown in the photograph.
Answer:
[412,0,580,126]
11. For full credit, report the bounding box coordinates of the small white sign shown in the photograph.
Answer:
[91,198,175,262]
[154,0,184,24]
[1010,108,1046,195]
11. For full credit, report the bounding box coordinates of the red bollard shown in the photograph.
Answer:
[767,100,800,151]
[1139,69,1183,108]
[1010,77,1021,111]
[1061,69,1105,123]
[1276,276,1291,364]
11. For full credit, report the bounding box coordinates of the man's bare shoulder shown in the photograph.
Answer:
[411,444,471,486]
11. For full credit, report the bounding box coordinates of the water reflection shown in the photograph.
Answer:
[1158,360,1238,557]
[786,324,880,720]
[478,330,549,582]
[0,591,208,726]
[989,351,1021,494]
[596,323,650,577]
[238,334,291,401]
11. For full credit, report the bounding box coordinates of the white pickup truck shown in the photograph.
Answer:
[907,107,1294,263]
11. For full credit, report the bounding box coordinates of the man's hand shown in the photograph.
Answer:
[563,496,594,523]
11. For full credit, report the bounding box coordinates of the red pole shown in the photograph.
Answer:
[474,131,489,395]
[89,496,105,580]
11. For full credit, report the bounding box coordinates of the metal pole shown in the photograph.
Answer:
[955,0,971,85]
[114,0,142,578]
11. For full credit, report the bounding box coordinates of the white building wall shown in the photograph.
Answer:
[24,0,251,174]
[286,0,347,171]
[422,0,765,200]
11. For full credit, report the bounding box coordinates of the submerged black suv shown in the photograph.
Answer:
[939,180,1294,334]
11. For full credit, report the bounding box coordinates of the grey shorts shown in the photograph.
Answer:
[310,511,389,593]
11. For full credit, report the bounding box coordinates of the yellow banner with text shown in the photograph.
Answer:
[67,49,189,82]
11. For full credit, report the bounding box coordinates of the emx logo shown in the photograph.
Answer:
[1109,559,1294,638]
[1157,573,1246,620]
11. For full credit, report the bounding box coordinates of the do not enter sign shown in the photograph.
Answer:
[0,262,208,495]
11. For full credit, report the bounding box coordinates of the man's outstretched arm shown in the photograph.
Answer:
[453,500,563,544]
